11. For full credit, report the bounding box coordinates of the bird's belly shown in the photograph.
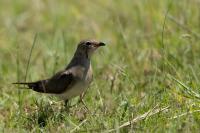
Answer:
[57,82,88,100]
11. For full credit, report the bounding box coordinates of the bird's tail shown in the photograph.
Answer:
[13,82,34,85]
[12,80,47,93]
[13,82,37,89]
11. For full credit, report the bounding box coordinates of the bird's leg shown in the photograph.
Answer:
[80,92,86,100]
[78,92,85,104]
[79,92,90,112]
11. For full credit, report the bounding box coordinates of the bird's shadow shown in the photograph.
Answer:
[22,98,88,130]
[23,99,67,129]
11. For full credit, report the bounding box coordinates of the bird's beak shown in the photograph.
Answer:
[98,42,106,47]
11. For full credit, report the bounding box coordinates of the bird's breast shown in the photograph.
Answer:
[85,64,93,84]
[57,81,89,100]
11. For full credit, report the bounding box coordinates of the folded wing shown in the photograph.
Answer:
[13,71,75,94]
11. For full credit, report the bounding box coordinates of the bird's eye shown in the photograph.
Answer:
[85,42,91,46]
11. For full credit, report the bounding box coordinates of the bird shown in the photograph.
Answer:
[13,40,106,107]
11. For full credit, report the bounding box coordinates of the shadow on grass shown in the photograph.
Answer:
[19,98,88,131]
[22,99,68,130]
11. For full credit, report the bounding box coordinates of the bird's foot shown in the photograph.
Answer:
[64,100,70,111]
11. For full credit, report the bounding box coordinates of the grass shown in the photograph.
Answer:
[1,0,200,132]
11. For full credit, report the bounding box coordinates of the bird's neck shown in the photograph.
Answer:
[66,52,91,69]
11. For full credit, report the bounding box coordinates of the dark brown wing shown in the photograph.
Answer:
[13,71,75,94]
[44,71,75,94]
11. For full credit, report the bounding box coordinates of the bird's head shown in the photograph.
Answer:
[75,40,106,58]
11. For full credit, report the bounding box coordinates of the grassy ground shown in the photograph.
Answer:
[1,0,200,132]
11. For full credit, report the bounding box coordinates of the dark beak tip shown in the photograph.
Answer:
[99,42,106,46]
